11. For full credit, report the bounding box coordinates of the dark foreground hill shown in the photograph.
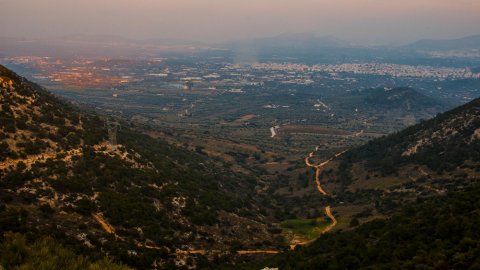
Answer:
[0,66,278,269]
[244,184,480,270]
[317,95,479,225]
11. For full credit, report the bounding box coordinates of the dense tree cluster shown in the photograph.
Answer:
[0,67,106,161]
[243,185,480,270]
[0,66,264,268]
[0,232,129,270]
[341,97,480,175]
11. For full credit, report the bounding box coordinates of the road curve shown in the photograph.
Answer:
[299,147,346,246]
[237,250,280,255]
[322,206,338,234]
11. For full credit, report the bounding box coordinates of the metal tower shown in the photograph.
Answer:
[105,119,120,146]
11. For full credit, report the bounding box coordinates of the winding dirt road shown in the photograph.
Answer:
[305,149,346,195]
[237,250,280,255]
[322,206,337,234]
[299,147,346,245]
[92,213,116,235]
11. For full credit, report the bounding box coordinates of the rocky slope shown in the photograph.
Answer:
[307,95,479,235]
[0,66,279,269]
[343,95,479,175]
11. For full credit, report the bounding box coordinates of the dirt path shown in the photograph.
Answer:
[314,167,328,196]
[295,147,346,248]
[91,212,279,256]
[237,250,280,255]
[322,206,337,234]
[419,168,429,176]
[92,212,184,252]
[307,150,347,196]
[176,249,209,255]
[92,213,116,235]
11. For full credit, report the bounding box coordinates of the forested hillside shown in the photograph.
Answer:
[246,185,480,270]
[0,66,277,269]
[343,96,479,173]
[237,92,480,270]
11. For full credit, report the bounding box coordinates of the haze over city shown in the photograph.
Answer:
[1,0,479,44]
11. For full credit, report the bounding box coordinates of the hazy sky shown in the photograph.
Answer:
[1,0,479,44]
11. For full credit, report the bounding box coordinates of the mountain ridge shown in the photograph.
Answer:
[408,34,480,50]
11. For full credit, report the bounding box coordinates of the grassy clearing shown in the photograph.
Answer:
[280,218,331,240]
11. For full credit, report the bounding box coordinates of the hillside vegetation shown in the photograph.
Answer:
[1,65,479,269]
[0,66,277,269]
[0,232,129,270]
[231,95,480,269]
[247,184,480,270]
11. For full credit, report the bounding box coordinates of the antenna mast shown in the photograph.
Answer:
[105,119,120,148]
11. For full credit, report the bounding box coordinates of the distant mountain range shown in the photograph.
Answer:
[0,35,213,57]
[225,33,480,62]
[230,33,350,50]
[228,33,480,51]
[1,33,479,58]
[408,34,480,50]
